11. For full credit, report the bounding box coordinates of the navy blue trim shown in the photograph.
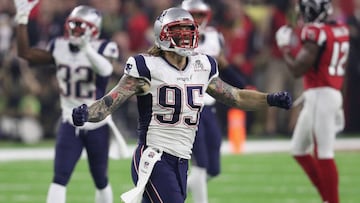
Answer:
[98,40,109,55]
[206,55,217,80]
[95,75,109,99]
[160,56,189,72]
[49,39,55,54]
[137,94,153,145]
[134,55,151,81]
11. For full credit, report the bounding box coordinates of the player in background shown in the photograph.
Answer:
[181,0,247,202]
[14,0,120,202]
[275,0,349,203]
[72,7,292,203]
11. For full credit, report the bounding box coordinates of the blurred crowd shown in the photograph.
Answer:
[1,0,359,144]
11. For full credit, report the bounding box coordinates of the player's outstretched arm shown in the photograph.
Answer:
[14,0,54,65]
[206,77,292,110]
[73,74,149,126]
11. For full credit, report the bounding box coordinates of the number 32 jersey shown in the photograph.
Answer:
[125,54,218,159]
[48,38,118,129]
[300,22,349,90]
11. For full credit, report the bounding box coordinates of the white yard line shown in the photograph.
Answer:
[0,138,359,162]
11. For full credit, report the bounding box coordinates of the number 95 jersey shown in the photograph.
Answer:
[125,53,218,159]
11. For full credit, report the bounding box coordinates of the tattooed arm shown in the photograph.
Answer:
[87,74,150,122]
[206,77,268,111]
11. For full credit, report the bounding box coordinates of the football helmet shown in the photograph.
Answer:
[154,7,199,56]
[181,0,211,31]
[65,5,102,45]
[298,0,333,23]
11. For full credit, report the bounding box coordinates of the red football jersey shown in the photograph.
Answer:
[300,22,349,90]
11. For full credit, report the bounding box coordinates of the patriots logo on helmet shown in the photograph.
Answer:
[157,10,167,23]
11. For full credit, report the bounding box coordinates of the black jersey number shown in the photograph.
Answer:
[58,65,94,98]
[156,85,203,126]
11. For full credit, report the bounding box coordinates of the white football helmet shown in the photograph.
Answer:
[65,5,102,45]
[181,0,211,31]
[154,7,199,56]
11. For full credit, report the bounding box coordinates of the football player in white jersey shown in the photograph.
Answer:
[14,1,119,202]
[181,1,247,202]
[72,7,292,203]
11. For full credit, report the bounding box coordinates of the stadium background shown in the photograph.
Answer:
[1,0,360,143]
[1,0,360,202]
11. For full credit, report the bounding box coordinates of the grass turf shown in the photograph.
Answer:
[0,152,359,203]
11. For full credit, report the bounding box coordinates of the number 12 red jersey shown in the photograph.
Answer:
[300,22,350,90]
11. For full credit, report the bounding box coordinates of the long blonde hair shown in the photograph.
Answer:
[147,45,164,56]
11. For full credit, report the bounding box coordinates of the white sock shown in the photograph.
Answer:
[95,184,113,203]
[46,183,66,203]
[187,166,208,203]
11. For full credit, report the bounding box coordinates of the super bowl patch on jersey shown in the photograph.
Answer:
[193,59,205,72]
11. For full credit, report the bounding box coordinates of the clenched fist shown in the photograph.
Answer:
[267,91,292,110]
[72,104,89,126]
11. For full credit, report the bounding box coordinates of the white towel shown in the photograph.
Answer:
[121,147,163,203]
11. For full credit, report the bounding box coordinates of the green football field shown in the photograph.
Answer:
[0,151,359,203]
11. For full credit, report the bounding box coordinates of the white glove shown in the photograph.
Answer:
[80,27,113,77]
[14,0,39,24]
[275,25,293,48]
[79,26,92,50]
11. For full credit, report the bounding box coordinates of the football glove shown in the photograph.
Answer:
[14,0,39,24]
[267,91,292,110]
[72,104,89,126]
[79,27,92,50]
[275,25,292,48]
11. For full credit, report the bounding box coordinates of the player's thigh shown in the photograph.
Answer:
[291,91,316,155]
[203,107,222,176]
[192,117,208,168]
[54,122,83,184]
[83,125,110,188]
[84,125,110,166]
[314,88,342,158]
[144,157,188,203]
[203,107,222,149]
[131,145,188,203]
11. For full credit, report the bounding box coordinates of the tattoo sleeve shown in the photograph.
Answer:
[206,77,268,111]
[87,74,149,122]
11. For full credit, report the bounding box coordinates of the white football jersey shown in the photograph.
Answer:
[124,53,219,159]
[48,37,119,129]
[195,26,224,105]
